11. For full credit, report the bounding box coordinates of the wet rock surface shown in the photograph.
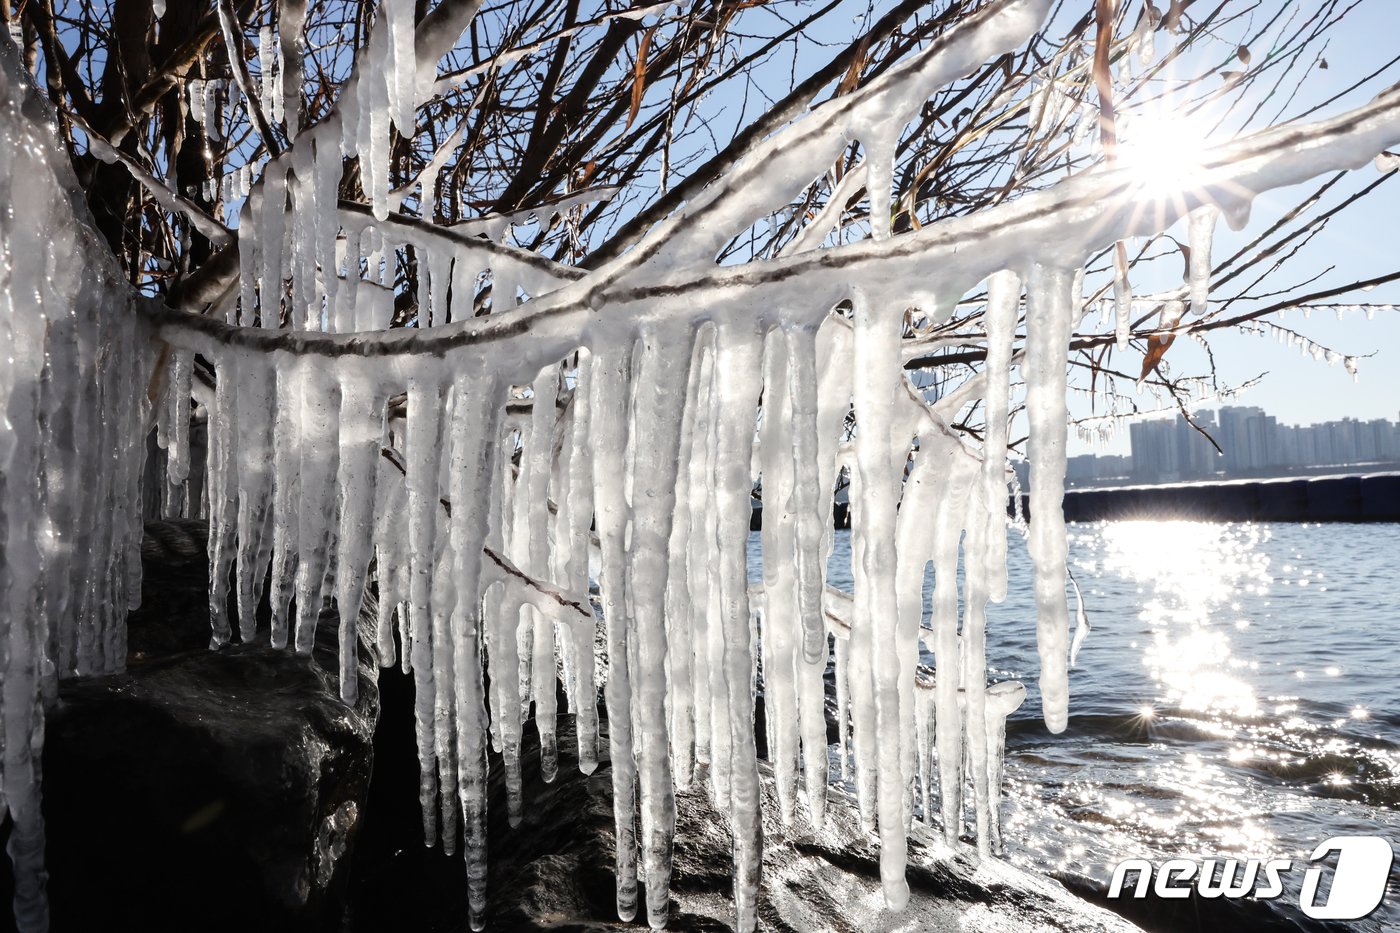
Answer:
[351,710,1143,933]
[11,520,380,933]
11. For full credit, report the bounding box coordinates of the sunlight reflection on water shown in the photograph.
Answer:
[757,520,1400,927]
[991,521,1400,929]
[1097,520,1273,718]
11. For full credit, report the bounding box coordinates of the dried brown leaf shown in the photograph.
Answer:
[1140,333,1177,381]
[625,26,657,132]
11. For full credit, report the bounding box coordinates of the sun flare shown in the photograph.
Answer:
[1115,105,1217,196]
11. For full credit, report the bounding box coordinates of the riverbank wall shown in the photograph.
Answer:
[752,472,1400,529]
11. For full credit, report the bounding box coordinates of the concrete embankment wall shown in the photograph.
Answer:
[753,473,1400,529]
[1054,473,1400,523]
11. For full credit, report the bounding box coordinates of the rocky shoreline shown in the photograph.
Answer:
[3,522,1140,932]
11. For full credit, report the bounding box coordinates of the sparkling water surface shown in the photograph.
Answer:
[757,521,1400,928]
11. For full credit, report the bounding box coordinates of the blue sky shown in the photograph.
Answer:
[1058,0,1400,454]
[684,0,1400,455]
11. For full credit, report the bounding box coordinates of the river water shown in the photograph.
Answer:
[809,521,1400,931]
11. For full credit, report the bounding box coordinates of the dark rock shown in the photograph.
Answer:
[8,520,380,933]
[354,712,1142,932]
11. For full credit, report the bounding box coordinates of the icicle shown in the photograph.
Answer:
[709,322,765,932]
[1068,571,1091,668]
[914,674,935,824]
[167,350,193,487]
[258,163,289,327]
[259,27,276,113]
[683,341,719,790]
[280,0,307,134]
[360,23,392,220]
[700,339,734,812]
[334,372,385,702]
[206,352,240,648]
[588,341,641,922]
[758,328,803,826]
[523,364,560,781]
[566,409,600,774]
[785,327,826,665]
[850,291,912,909]
[627,324,695,928]
[269,37,284,127]
[982,271,1019,604]
[664,346,705,792]
[406,377,446,846]
[234,354,277,644]
[897,421,970,846]
[983,680,1026,855]
[1186,205,1218,317]
[864,127,899,242]
[1132,6,1157,66]
[505,401,535,797]
[1114,246,1133,350]
[205,79,222,143]
[287,361,340,655]
[1024,263,1075,733]
[420,160,440,223]
[448,372,501,930]
[373,441,408,665]
[268,362,303,647]
[431,539,459,856]
[429,248,453,328]
[385,0,419,136]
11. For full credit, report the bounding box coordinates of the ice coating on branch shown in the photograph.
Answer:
[624,0,1055,270]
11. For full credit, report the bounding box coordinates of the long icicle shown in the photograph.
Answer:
[1024,263,1075,733]
[447,371,501,931]
[851,293,911,909]
[710,321,765,933]
[406,376,446,844]
[589,341,640,923]
[626,323,695,929]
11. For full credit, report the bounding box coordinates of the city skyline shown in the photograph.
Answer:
[1066,404,1400,487]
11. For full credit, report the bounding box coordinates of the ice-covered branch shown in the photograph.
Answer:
[606,0,1055,270]
[71,111,234,248]
[151,82,1400,366]
[216,0,282,157]
[482,546,591,622]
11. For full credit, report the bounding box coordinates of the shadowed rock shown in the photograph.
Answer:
[350,709,1143,933]
[9,520,381,933]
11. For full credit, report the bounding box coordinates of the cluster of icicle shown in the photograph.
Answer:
[0,40,152,933]
[162,286,1059,933]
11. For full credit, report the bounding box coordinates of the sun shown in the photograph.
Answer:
[1115,104,1217,197]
